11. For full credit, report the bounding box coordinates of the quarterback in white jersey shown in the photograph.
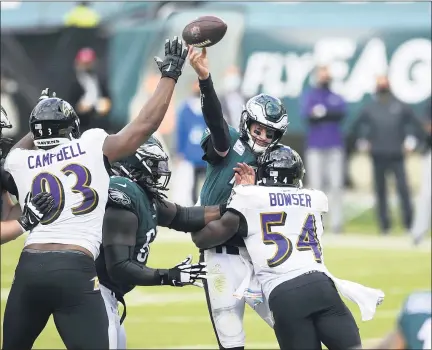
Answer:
[192,145,384,350]
[2,36,189,350]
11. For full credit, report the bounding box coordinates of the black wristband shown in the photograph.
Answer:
[17,217,31,232]
[219,203,228,217]
[158,269,169,285]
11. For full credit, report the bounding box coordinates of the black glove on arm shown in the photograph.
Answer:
[159,255,207,287]
[154,36,188,82]
[18,192,54,232]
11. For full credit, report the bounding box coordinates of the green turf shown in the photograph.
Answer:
[1,232,430,349]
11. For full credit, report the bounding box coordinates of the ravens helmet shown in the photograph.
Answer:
[239,94,289,154]
[112,135,171,192]
[29,96,80,149]
[1,105,13,159]
[257,145,305,188]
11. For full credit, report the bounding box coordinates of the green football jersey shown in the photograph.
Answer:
[199,126,257,206]
[96,175,158,296]
[398,291,431,350]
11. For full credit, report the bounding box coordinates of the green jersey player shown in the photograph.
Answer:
[189,46,289,349]
[375,291,431,350]
[95,136,224,349]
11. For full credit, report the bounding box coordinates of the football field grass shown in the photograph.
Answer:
[1,230,430,349]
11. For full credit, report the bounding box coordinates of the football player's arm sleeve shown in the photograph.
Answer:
[1,168,18,198]
[0,220,25,245]
[102,78,176,163]
[191,211,244,249]
[199,74,230,156]
[157,200,222,232]
[102,207,163,286]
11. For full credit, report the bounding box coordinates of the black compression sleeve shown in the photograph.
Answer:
[0,168,18,197]
[168,204,206,232]
[104,245,164,286]
[199,75,230,153]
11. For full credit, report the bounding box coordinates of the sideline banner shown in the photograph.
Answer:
[241,29,431,133]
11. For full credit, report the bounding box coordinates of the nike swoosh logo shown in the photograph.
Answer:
[165,62,172,72]
[118,184,127,188]
[28,217,35,225]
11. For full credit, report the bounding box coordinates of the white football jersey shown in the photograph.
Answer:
[4,128,109,259]
[227,185,329,299]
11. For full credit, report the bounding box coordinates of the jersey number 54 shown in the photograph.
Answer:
[260,212,322,268]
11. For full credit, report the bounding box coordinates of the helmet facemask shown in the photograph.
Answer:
[113,137,171,196]
[239,94,289,155]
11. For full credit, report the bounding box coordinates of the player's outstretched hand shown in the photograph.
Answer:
[18,192,54,232]
[233,162,256,186]
[38,88,56,102]
[154,36,188,82]
[165,254,207,287]
[188,46,209,80]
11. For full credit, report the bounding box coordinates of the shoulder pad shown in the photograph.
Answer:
[81,128,108,149]
[3,148,26,173]
[200,128,211,146]
[227,185,249,214]
[107,177,136,210]
[228,125,240,139]
[108,188,132,207]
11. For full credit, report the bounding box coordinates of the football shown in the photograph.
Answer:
[182,15,227,48]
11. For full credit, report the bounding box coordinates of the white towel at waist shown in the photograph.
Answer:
[324,269,385,321]
[233,254,264,307]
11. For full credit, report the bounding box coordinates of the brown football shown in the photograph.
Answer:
[182,15,227,48]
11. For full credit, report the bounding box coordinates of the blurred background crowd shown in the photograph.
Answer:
[1,1,431,239]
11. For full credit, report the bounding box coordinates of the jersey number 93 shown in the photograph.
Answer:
[260,212,322,268]
[31,163,99,224]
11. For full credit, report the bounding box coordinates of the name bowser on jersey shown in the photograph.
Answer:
[1,36,188,350]
[191,146,385,350]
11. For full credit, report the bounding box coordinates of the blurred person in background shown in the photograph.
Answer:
[354,75,423,235]
[68,47,112,133]
[64,1,100,28]
[219,65,245,130]
[411,98,431,245]
[1,73,19,139]
[301,65,347,234]
[175,80,207,205]
[374,290,431,350]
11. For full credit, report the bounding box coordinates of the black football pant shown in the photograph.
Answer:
[2,249,109,350]
[269,271,361,350]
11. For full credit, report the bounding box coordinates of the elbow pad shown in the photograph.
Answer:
[169,204,206,232]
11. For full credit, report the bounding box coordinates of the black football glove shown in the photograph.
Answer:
[17,192,54,232]
[154,36,188,82]
[160,255,207,287]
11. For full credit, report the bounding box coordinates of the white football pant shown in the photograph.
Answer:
[100,284,127,349]
[203,247,274,349]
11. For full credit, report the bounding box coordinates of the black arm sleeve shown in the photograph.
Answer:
[157,201,221,233]
[0,167,18,197]
[103,207,162,286]
[308,111,344,124]
[199,75,230,153]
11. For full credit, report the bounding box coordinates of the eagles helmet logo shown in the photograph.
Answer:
[108,188,131,206]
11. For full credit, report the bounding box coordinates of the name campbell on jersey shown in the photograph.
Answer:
[3,128,109,258]
[227,185,328,299]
